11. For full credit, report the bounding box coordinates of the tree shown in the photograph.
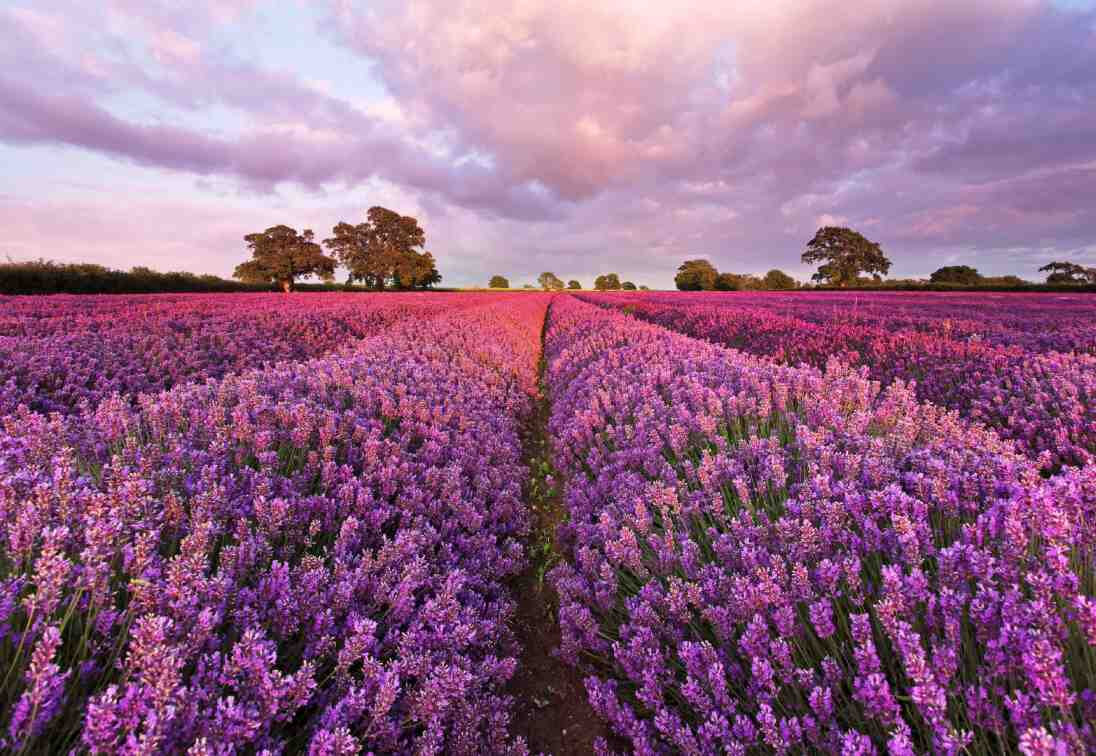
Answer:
[639,285,650,290]
[489,275,510,288]
[235,225,336,293]
[622,281,637,290]
[323,207,439,290]
[538,271,565,290]
[714,272,761,291]
[594,273,622,291]
[675,259,718,291]
[762,269,797,290]
[930,265,982,285]
[393,250,441,289]
[1039,261,1096,285]
[567,280,582,290]
[801,227,891,287]
[983,275,1025,287]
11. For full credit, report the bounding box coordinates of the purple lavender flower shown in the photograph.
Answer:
[547,296,1096,755]
[7,625,69,748]
[2,293,550,752]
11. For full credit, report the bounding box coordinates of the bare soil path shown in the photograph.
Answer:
[508,299,614,755]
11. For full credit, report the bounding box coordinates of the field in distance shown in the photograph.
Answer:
[0,289,1093,754]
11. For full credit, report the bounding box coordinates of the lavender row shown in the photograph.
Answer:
[546,297,1096,754]
[0,295,549,753]
[0,293,470,416]
[581,293,1095,470]
[623,291,1096,354]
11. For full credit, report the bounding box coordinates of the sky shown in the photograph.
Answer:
[1,0,1095,288]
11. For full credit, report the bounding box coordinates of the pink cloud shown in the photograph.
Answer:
[1,0,1095,283]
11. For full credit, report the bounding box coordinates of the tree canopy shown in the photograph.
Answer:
[763,269,797,290]
[567,280,582,290]
[930,265,982,285]
[674,259,719,291]
[538,272,565,291]
[622,281,637,290]
[1040,261,1096,285]
[489,275,509,288]
[674,260,797,291]
[714,272,762,291]
[986,275,1025,287]
[323,206,440,291]
[234,225,336,293]
[802,226,891,286]
[594,273,622,291]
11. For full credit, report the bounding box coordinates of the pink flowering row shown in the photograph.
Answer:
[546,297,1096,754]
[0,293,470,416]
[581,292,1095,469]
[631,291,1096,354]
[0,295,549,753]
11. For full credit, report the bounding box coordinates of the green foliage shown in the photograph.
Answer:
[712,273,736,291]
[806,274,1092,291]
[714,272,762,291]
[567,280,582,290]
[1040,260,1096,285]
[982,275,1025,287]
[674,259,718,290]
[537,271,565,290]
[762,269,797,290]
[0,259,269,295]
[801,226,891,287]
[675,259,794,291]
[621,281,637,290]
[235,225,336,292]
[488,275,510,288]
[401,251,441,289]
[323,207,440,291]
[594,273,622,291]
[930,265,982,285]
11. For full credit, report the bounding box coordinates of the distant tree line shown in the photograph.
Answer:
[1,205,444,296]
[802,227,1096,289]
[235,206,441,292]
[676,259,798,291]
[677,225,1096,292]
[593,273,641,291]
[0,259,271,296]
[927,265,1025,287]
[487,272,648,291]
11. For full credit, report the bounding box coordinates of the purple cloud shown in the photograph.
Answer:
[1,0,1094,284]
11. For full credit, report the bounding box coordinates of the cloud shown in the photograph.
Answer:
[0,0,1094,283]
[0,0,566,220]
[325,0,1096,230]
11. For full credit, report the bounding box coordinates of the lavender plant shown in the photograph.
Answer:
[0,292,463,416]
[548,297,1096,754]
[582,292,1096,470]
[0,295,548,753]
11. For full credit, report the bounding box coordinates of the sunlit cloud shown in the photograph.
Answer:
[1,0,1094,285]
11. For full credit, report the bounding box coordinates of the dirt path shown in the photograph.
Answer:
[508,299,613,755]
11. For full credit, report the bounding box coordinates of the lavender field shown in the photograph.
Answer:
[1,291,1093,754]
